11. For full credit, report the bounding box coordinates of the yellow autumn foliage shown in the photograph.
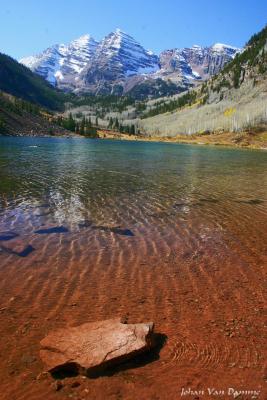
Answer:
[224,107,236,117]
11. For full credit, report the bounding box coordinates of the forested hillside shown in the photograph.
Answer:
[0,53,65,110]
[139,25,267,136]
[0,91,69,136]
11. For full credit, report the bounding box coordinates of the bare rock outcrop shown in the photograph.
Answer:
[40,318,154,376]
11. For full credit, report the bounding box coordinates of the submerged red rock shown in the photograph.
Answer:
[40,318,154,375]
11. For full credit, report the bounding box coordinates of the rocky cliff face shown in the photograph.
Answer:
[77,29,159,94]
[20,30,240,97]
[20,35,99,87]
[157,43,240,83]
[20,45,64,86]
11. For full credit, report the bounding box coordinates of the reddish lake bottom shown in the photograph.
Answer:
[0,210,266,400]
[0,139,266,399]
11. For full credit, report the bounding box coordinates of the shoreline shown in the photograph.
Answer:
[97,129,267,150]
[1,130,267,151]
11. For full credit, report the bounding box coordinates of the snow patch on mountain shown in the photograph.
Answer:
[20,35,98,86]
[20,30,240,95]
[211,43,240,52]
[158,43,241,84]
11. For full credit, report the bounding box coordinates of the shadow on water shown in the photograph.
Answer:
[173,198,219,210]
[51,332,167,380]
[92,225,134,237]
[199,198,219,203]
[35,211,52,217]
[78,220,93,228]
[51,364,80,380]
[173,202,188,209]
[0,231,19,241]
[35,226,69,234]
[78,221,134,236]
[0,244,35,257]
[234,199,264,205]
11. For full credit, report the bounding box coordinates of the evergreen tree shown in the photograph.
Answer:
[130,124,135,135]
[80,116,86,135]
[0,114,5,133]
[114,117,119,130]
[108,117,113,129]
[67,113,76,131]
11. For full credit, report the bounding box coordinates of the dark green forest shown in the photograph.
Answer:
[0,53,65,110]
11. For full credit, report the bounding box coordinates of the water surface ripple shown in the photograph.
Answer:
[0,137,266,399]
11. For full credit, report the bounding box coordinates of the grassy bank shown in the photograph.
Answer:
[97,129,267,149]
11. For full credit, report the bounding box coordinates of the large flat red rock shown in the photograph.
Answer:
[40,318,154,375]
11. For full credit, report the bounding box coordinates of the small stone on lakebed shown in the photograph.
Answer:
[40,318,154,376]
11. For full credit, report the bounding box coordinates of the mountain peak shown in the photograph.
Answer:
[20,32,240,94]
[90,28,159,79]
[114,28,125,35]
[69,34,98,50]
[71,34,94,44]
[211,43,239,51]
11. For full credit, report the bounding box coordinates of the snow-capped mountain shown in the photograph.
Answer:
[20,34,99,86]
[157,43,240,84]
[186,43,240,77]
[59,35,99,75]
[20,44,65,85]
[20,30,240,96]
[76,29,159,94]
[94,29,159,76]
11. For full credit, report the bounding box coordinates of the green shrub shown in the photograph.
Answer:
[0,113,6,133]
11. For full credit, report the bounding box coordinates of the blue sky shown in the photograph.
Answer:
[1,0,266,59]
